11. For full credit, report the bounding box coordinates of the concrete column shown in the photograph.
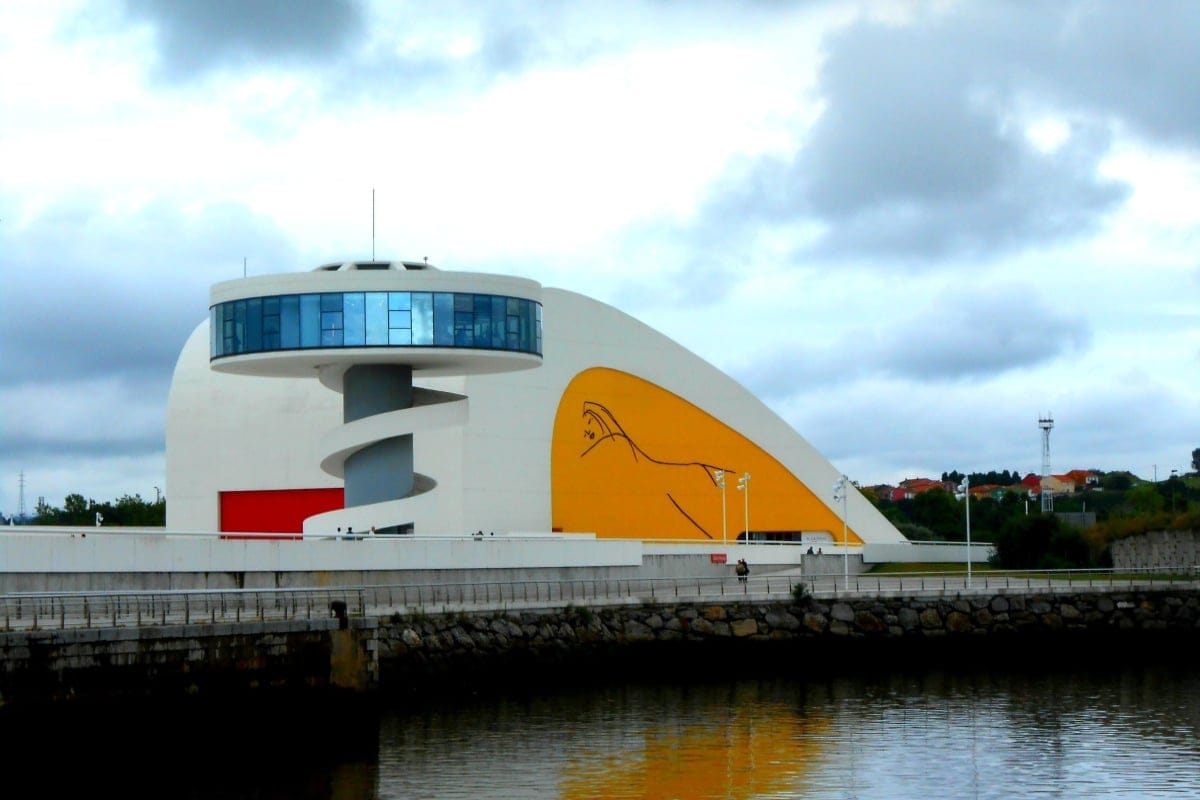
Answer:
[342,365,414,506]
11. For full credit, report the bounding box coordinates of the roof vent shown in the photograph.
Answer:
[311,260,438,272]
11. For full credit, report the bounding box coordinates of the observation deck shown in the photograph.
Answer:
[209,261,543,533]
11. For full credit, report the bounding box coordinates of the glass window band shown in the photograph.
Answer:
[211,291,542,359]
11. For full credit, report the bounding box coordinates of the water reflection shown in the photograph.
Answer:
[3,659,1199,799]
[374,663,1200,800]
[556,685,830,800]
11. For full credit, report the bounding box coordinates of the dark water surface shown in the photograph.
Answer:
[5,644,1199,799]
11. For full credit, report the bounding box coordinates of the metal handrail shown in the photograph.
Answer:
[2,566,1197,633]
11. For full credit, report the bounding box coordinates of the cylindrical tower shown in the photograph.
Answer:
[208,261,542,534]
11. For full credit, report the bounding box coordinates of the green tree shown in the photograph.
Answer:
[1100,472,1133,491]
[967,492,1023,542]
[1042,525,1092,569]
[1191,448,1199,474]
[990,513,1092,570]
[31,492,165,526]
[111,493,165,526]
[910,489,962,540]
[1125,483,1165,514]
[35,493,92,525]
[991,514,1053,569]
[63,493,89,519]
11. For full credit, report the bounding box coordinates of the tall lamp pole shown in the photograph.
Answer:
[737,472,751,544]
[1171,469,1178,513]
[715,470,727,545]
[960,476,972,588]
[833,476,849,589]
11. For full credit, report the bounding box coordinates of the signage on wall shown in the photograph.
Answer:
[710,553,728,564]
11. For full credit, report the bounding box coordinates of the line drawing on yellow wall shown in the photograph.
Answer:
[581,401,735,539]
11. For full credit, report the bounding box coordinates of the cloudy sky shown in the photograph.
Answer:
[2,0,1198,517]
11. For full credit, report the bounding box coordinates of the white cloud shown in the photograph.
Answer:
[1,0,1198,515]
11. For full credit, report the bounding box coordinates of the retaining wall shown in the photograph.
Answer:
[3,588,1197,710]
[1110,530,1199,572]
[0,617,377,709]
[374,589,1200,688]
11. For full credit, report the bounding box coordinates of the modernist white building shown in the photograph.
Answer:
[166,260,905,549]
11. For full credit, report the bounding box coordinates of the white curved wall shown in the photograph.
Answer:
[167,283,905,545]
[165,321,343,531]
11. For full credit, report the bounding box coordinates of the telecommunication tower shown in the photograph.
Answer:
[1038,414,1054,512]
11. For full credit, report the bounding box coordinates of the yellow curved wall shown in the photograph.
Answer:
[550,367,860,543]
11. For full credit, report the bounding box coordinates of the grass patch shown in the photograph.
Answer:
[866,562,996,575]
[866,563,1197,583]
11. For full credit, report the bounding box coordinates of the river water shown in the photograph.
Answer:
[5,647,1199,799]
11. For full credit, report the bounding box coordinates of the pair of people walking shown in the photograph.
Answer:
[735,558,750,583]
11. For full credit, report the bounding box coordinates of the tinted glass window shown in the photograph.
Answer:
[343,293,365,346]
[411,293,433,345]
[300,294,321,347]
[365,293,388,345]
[433,293,453,346]
[211,291,541,358]
[233,301,247,353]
[491,296,506,348]
[245,297,263,352]
[280,296,299,348]
[455,311,474,346]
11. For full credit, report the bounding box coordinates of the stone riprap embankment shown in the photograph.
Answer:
[376,588,1200,684]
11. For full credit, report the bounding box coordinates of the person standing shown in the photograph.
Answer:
[736,559,749,583]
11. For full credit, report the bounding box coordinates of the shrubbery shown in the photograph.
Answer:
[791,582,811,604]
[989,513,1095,570]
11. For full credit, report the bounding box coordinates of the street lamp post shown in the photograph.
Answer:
[833,475,849,589]
[737,472,751,544]
[154,486,162,504]
[960,476,972,588]
[715,470,727,544]
[1171,469,1178,513]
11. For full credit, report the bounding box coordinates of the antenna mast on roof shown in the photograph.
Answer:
[372,188,375,261]
[1039,414,1054,512]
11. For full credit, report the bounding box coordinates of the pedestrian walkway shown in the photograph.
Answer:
[3,568,1196,633]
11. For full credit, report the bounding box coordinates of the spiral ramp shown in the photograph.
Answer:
[318,387,468,482]
[303,370,524,535]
